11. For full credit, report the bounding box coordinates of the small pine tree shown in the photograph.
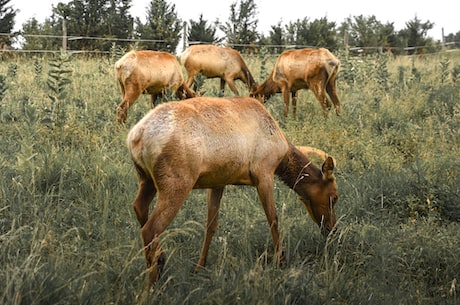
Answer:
[187,14,221,45]
[220,0,259,52]
[136,0,182,53]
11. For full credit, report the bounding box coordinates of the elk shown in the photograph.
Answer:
[115,50,195,124]
[127,96,339,285]
[180,44,257,96]
[251,48,340,118]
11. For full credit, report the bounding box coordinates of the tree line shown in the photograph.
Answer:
[1,0,460,55]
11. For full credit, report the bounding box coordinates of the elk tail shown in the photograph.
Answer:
[325,58,340,87]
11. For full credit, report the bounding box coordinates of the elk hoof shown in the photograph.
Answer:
[278,249,287,267]
[146,251,166,285]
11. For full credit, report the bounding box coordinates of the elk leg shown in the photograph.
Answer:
[116,87,142,124]
[326,76,340,115]
[141,187,191,284]
[310,82,330,117]
[185,71,197,90]
[150,94,158,107]
[196,187,224,270]
[291,91,298,119]
[132,165,157,227]
[282,86,291,117]
[219,79,226,96]
[225,78,240,96]
[256,179,285,264]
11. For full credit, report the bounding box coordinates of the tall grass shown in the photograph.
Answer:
[0,50,459,304]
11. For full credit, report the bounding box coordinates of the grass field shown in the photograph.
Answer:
[0,49,459,304]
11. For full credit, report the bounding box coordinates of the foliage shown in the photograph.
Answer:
[220,0,259,52]
[20,16,63,51]
[45,51,73,128]
[0,0,16,47]
[285,17,338,50]
[0,74,7,102]
[104,0,134,47]
[187,14,221,45]
[260,21,286,54]
[10,0,458,54]
[341,15,394,50]
[135,0,182,52]
[0,50,459,305]
[20,0,134,51]
[399,16,436,54]
[444,31,460,48]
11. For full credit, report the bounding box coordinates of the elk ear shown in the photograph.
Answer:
[322,156,335,179]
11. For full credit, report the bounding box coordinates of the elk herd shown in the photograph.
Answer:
[115,44,342,285]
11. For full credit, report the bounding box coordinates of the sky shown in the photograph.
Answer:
[11,0,458,41]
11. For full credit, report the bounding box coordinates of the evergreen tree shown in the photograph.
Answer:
[135,0,182,53]
[340,15,401,54]
[351,15,380,48]
[0,0,16,48]
[286,17,337,50]
[21,18,45,50]
[21,11,66,51]
[400,16,434,54]
[444,31,460,48]
[221,0,259,52]
[307,17,337,50]
[62,0,109,50]
[20,0,134,52]
[105,0,134,48]
[267,21,286,53]
[187,14,220,45]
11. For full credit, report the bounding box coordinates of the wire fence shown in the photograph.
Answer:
[1,32,459,56]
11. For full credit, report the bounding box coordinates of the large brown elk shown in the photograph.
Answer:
[180,44,257,95]
[115,50,195,124]
[251,48,340,118]
[126,96,339,285]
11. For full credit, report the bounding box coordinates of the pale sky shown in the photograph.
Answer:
[12,0,458,41]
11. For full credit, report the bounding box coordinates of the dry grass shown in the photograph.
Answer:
[0,50,459,304]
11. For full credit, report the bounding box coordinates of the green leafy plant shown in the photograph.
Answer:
[45,51,73,127]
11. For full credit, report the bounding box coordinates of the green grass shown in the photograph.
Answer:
[0,50,459,304]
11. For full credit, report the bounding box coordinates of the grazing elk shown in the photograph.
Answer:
[251,48,340,118]
[115,50,195,124]
[127,96,339,285]
[180,44,257,95]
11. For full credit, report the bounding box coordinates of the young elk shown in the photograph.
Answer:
[127,96,339,285]
[251,48,340,118]
[180,44,257,95]
[115,50,195,124]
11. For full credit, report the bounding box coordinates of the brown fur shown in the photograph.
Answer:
[115,50,195,124]
[251,48,341,118]
[180,44,257,95]
[127,96,338,285]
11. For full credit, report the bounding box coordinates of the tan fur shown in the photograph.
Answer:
[251,48,341,118]
[127,96,338,285]
[296,146,336,166]
[180,44,257,95]
[115,50,195,124]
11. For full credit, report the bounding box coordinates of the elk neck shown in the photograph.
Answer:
[275,144,322,192]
